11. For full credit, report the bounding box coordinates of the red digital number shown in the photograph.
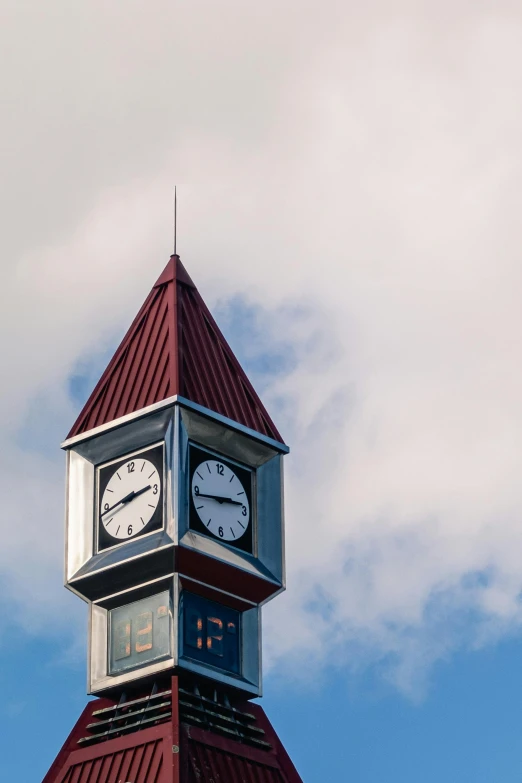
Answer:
[206,616,224,657]
[135,611,153,653]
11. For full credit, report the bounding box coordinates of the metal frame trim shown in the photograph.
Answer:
[177,396,289,454]
[62,395,289,454]
[94,439,166,556]
[88,575,261,696]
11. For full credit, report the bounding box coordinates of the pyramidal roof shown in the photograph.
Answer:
[68,255,283,442]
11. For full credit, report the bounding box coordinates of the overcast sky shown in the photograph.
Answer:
[3,0,522,723]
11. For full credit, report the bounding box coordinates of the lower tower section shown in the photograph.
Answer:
[43,677,302,783]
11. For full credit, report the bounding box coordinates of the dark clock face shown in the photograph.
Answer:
[97,443,164,552]
[189,444,253,554]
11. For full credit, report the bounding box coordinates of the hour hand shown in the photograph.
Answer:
[102,485,151,516]
[196,492,243,506]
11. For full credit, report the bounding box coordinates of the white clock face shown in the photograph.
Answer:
[100,457,161,541]
[191,459,250,542]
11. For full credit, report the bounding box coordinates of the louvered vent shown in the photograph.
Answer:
[78,688,171,747]
[179,686,271,751]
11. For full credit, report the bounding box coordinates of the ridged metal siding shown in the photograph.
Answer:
[68,256,282,443]
[59,739,163,783]
[186,741,286,783]
[42,684,303,783]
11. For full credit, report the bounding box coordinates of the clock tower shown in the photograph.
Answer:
[43,255,302,783]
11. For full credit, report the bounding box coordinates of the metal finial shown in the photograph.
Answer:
[174,186,177,255]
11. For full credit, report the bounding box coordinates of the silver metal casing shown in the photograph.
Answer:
[64,396,287,605]
[87,574,262,697]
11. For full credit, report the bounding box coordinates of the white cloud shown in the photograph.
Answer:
[2,1,522,693]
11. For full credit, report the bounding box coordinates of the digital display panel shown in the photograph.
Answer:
[180,592,241,676]
[108,590,171,675]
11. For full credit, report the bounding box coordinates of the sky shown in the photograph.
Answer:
[2,1,522,780]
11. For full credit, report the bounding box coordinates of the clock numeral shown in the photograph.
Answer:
[194,485,200,496]
[127,461,135,473]
[242,505,247,516]
[216,463,224,476]
[104,503,110,512]
[153,483,158,495]
[128,525,133,536]
[218,526,224,538]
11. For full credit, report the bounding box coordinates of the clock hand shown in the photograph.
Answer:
[196,492,243,506]
[102,485,151,516]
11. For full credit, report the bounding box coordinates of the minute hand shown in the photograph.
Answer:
[102,485,151,516]
[196,492,243,506]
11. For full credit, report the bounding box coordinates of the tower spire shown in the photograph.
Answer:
[174,185,177,255]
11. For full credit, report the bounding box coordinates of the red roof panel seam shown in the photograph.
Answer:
[204,320,247,424]
[99,754,114,783]
[88,377,114,431]
[132,294,170,411]
[109,301,159,420]
[125,293,168,413]
[238,375,271,436]
[87,287,165,429]
[68,290,157,437]
[100,344,137,425]
[146,334,170,406]
[219,344,259,430]
[180,294,225,413]
[184,292,239,420]
[91,328,138,428]
[140,740,160,782]
[176,284,186,399]
[147,741,163,783]
[196,294,279,438]
[194,292,282,441]
[167,274,180,394]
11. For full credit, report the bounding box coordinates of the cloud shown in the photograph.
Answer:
[2,1,522,693]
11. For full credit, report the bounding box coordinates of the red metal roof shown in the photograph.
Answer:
[186,738,286,782]
[184,720,302,783]
[42,679,303,783]
[58,735,164,783]
[68,256,283,443]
